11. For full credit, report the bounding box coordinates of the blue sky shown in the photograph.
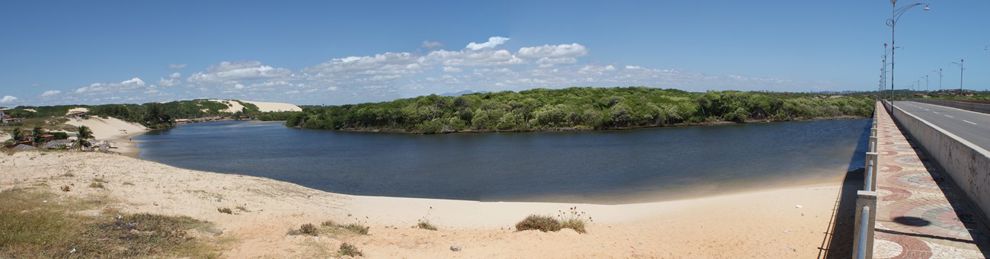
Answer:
[1,0,988,106]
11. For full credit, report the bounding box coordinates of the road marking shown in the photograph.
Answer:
[962,120,978,125]
[944,114,955,118]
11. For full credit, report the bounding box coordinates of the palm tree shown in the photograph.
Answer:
[10,127,23,142]
[31,127,45,146]
[77,126,93,148]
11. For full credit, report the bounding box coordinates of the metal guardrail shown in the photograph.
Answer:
[852,103,882,259]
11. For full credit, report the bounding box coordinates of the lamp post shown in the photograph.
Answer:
[952,59,964,94]
[887,0,930,104]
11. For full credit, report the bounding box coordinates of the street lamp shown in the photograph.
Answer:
[952,59,964,94]
[887,0,930,104]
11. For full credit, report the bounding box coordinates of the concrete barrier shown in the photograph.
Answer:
[890,104,990,220]
[911,99,990,114]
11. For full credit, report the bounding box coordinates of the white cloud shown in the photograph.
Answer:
[31,36,833,105]
[0,95,17,104]
[40,90,61,97]
[169,64,187,69]
[421,40,443,49]
[120,77,145,86]
[188,61,292,84]
[518,43,588,66]
[159,72,182,87]
[465,36,509,50]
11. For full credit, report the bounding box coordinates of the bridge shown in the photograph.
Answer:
[849,100,990,258]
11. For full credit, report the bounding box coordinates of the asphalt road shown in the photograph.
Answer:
[893,101,990,152]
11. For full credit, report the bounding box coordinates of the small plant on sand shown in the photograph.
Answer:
[516,207,590,234]
[298,223,318,236]
[319,220,369,235]
[338,243,363,257]
[88,182,104,189]
[216,207,233,214]
[60,185,71,192]
[416,220,437,231]
[515,215,561,232]
[557,207,589,234]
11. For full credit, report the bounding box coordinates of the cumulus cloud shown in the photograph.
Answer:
[517,43,588,66]
[29,36,832,105]
[75,77,147,94]
[465,36,509,50]
[159,72,182,87]
[0,95,17,104]
[41,90,61,97]
[188,61,292,84]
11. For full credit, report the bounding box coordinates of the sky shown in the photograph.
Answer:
[1,0,988,106]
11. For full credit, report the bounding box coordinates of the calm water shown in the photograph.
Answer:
[136,119,869,204]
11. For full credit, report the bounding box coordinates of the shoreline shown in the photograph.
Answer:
[1,151,849,257]
[296,115,868,134]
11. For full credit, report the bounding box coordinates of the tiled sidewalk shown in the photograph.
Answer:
[873,105,988,258]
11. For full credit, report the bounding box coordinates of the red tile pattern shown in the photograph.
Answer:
[873,104,986,258]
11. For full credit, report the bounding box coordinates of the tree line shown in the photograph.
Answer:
[285,87,875,134]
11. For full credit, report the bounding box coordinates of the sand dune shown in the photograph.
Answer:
[64,116,147,156]
[240,100,302,112]
[211,100,246,113]
[210,99,302,113]
[0,151,845,258]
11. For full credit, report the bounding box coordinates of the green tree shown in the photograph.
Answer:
[77,126,94,148]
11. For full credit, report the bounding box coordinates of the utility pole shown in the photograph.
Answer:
[938,68,943,91]
[925,74,929,92]
[952,59,964,94]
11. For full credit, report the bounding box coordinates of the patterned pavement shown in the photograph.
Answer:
[873,104,989,258]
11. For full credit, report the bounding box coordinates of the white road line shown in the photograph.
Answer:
[962,120,978,125]
[944,114,955,118]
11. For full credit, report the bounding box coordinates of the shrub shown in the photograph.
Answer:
[299,223,318,236]
[416,220,437,231]
[338,243,363,257]
[88,182,104,189]
[560,218,586,234]
[317,220,369,235]
[216,208,232,214]
[515,215,561,232]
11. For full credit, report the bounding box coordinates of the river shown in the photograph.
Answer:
[136,119,869,204]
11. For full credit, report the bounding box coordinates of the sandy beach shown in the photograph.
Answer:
[64,116,148,157]
[0,150,848,258]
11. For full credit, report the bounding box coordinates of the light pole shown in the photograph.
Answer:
[887,0,930,103]
[952,59,964,94]
[934,68,942,91]
[924,74,929,92]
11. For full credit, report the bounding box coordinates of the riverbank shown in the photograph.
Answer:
[311,115,867,134]
[0,151,848,257]
[65,116,147,157]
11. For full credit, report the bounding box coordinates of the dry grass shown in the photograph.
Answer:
[516,208,589,234]
[338,242,363,257]
[0,188,221,258]
[416,220,438,231]
[515,215,561,232]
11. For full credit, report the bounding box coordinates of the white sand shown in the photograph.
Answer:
[211,100,246,113]
[240,100,302,112]
[0,152,845,258]
[64,116,147,156]
[65,107,90,115]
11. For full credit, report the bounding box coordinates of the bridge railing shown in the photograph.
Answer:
[852,102,881,259]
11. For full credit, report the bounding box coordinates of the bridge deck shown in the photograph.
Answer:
[874,105,988,258]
